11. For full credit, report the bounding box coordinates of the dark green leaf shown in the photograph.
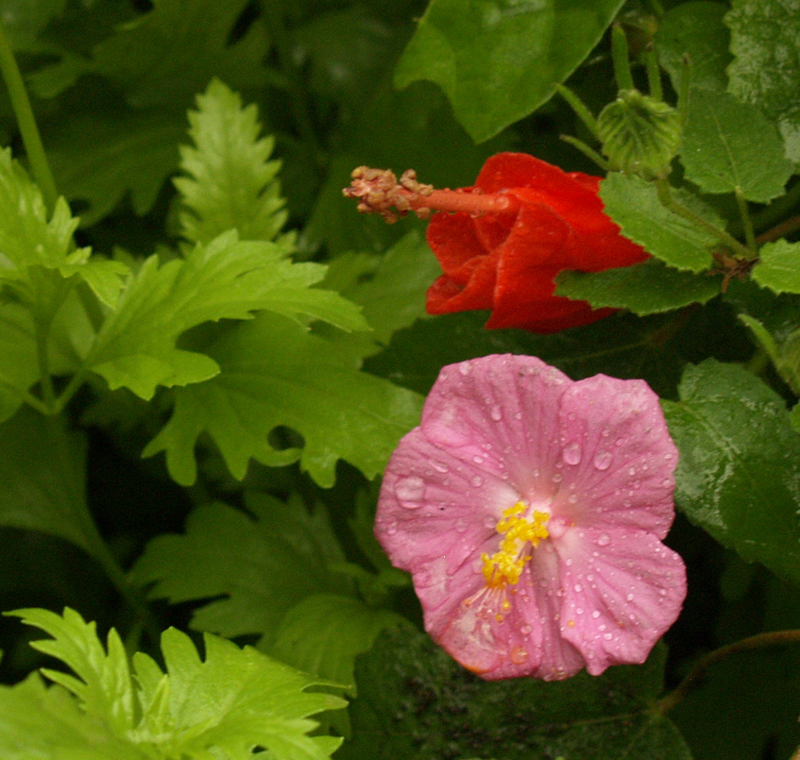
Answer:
[47,109,186,226]
[555,259,720,314]
[142,311,423,486]
[339,628,690,760]
[752,240,800,294]
[271,594,405,693]
[726,0,800,163]
[394,0,625,142]
[680,88,793,202]
[662,359,800,583]
[599,173,722,272]
[0,407,97,555]
[655,2,731,93]
[130,496,352,647]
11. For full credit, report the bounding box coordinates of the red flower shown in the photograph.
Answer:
[344,152,648,334]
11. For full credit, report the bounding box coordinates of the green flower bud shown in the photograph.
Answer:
[597,89,682,180]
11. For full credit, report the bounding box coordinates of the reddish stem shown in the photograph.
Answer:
[343,166,519,224]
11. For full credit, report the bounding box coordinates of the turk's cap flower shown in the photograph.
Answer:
[344,153,648,334]
[376,354,686,681]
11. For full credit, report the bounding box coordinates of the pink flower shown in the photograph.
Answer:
[375,354,686,681]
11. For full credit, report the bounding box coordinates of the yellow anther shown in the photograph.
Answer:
[481,502,550,589]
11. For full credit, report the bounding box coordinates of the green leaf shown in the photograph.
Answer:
[46,109,187,226]
[662,359,800,583]
[752,240,800,295]
[130,495,353,647]
[175,78,291,245]
[324,230,440,345]
[393,0,625,143]
[2,607,346,760]
[726,0,800,163]
[0,407,99,556]
[142,311,423,486]
[271,594,406,694]
[0,147,128,308]
[655,1,732,93]
[555,258,720,315]
[599,173,721,272]
[339,628,690,760]
[68,0,269,109]
[86,231,366,400]
[680,88,793,202]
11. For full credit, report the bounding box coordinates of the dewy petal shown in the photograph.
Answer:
[557,527,687,675]
[555,374,679,537]
[419,355,570,499]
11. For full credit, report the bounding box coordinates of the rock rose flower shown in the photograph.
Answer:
[344,152,648,333]
[375,354,686,681]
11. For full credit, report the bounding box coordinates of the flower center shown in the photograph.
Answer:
[481,501,550,589]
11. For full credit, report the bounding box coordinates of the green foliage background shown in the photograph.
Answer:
[0,1,799,759]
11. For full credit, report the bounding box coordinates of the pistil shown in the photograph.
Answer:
[343,166,520,224]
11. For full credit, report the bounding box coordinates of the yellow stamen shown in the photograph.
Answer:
[481,502,550,589]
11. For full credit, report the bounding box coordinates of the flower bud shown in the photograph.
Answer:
[597,89,681,179]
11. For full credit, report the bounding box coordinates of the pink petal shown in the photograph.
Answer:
[425,543,585,681]
[419,355,570,501]
[557,526,687,675]
[554,374,679,538]
[376,427,519,580]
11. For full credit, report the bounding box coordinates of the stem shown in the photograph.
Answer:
[756,214,800,244]
[655,179,753,259]
[555,83,600,139]
[677,55,691,130]
[53,370,87,415]
[645,46,663,102]
[611,24,635,92]
[658,629,800,714]
[559,135,610,171]
[0,19,58,212]
[751,179,800,234]
[735,187,757,252]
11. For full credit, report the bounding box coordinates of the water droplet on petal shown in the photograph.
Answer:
[603,632,614,641]
[593,450,612,470]
[591,610,600,619]
[473,455,484,464]
[520,624,532,636]
[626,593,635,602]
[471,475,484,487]
[455,518,468,533]
[432,460,449,473]
[596,533,611,547]
[573,583,583,593]
[510,646,529,664]
[490,405,503,421]
[563,442,582,465]
[552,472,562,483]
[395,476,426,505]
[458,363,472,375]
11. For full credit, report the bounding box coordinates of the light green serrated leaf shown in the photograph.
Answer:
[0,407,102,556]
[86,231,366,399]
[555,259,720,315]
[271,594,406,695]
[130,496,353,647]
[599,173,721,272]
[394,0,625,143]
[655,1,732,93]
[339,628,690,760]
[3,607,346,760]
[752,240,800,294]
[176,78,291,246]
[142,310,423,486]
[726,0,800,163]
[662,359,800,583]
[680,88,793,202]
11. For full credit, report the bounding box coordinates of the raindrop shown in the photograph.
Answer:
[510,646,529,664]
[520,624,532,636]
[395,476,426,505]
[432,461,449,473]
[563,442,582,465]
[576,607,584,615]
[484,516,497,530]
[490,405,503,421]
[473,455,484,464]
[593,450,612,470]
[552,473,563,483]
[573,583,583,592]
[471,475,484,487]
[591,610,600,619]
[603,632,613,641]
[455,518,468,533]
[514,411,523,421]
[626,593,635,601]
[458,363,472,375]
[386,522,398,535]
[568,494,578,504]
